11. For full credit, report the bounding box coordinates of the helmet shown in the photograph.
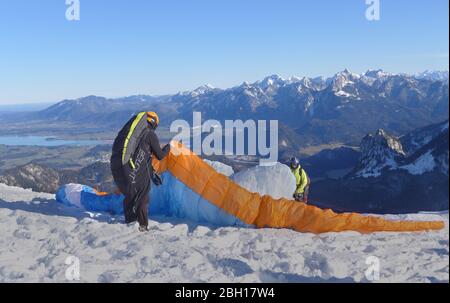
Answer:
[147,111,160,128]
[290,157,300,169]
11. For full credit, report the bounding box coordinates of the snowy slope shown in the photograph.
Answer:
[0,183,448,283]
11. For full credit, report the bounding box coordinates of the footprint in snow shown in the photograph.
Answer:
[216,258,254,277]
[16,215,34,226]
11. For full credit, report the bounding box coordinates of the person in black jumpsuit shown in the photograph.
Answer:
[110,114,170,231]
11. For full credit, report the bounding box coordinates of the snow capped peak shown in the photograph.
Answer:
[295,76,325,92]
[183,84,216,97]
[330,70,361,97]
[341,68,352,75]
[398,120,449,176]
[360,70,391,86]
[264,74,284,82]
[308,76,330,89]
[415,70,449,81]
[353,121,449,179]
[195,83,215,91]
[257,74,286,90]
[401,120,450,155]
[287,76,302,83]
[298,77,312,87]
[202,68,440,102]
[312,75,326,83]
[333,69,360,82]
[364,69,390,79]
[335,69,360,80]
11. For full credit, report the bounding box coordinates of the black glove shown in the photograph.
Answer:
[152,172,163,186]
[294,193,304,202]
[163,144,171,153]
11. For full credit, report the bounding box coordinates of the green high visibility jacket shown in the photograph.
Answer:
[291,166,309,194]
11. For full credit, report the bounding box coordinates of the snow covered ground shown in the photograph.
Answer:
[0,183,448,283]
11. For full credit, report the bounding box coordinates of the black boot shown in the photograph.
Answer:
[139,225,150,232]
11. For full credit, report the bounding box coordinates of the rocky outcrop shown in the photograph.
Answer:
[311,121,449,213]
[353,129,406,178]
[0,163,62,193]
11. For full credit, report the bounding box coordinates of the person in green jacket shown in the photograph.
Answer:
[290,157,310,203]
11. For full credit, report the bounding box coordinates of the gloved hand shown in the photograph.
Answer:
[163,144,171,153]
[152,172,163,186]
[293,193,304,202]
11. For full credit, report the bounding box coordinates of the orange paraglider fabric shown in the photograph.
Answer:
[152,141,445,234]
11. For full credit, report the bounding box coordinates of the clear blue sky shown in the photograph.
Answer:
[0,0,448,104]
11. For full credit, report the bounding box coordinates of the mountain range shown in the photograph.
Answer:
[2,69,448,148]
